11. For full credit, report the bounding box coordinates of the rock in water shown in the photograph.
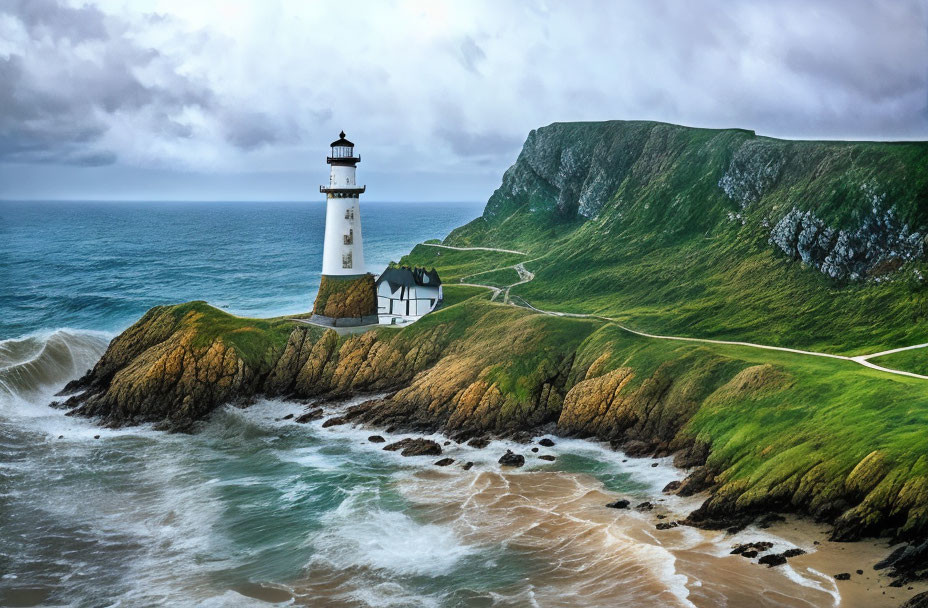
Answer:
[295,409,323,423]
[498,450,525,467]
[383,438,442,457]
[434,458,454,466]
[368,435,385,443]
[462,462,474,471]
[835,573,851,581]
[538,454,556,462]
[321,417,347,428]
[781,548,806,558]
[538,438,555,447]
[731,542,773,556]
[759,554,787,567]
[467,437,491,449]
[606,499,630,509]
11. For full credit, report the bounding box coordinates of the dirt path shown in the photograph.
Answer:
[420,242,527,255]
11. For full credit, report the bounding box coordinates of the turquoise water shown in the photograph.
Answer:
[0,201,694,607]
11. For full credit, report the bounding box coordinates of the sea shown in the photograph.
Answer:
[0,201,863,607]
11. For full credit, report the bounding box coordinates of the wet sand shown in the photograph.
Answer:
[392,466,924,607]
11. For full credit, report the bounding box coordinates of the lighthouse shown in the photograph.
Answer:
[311,131,378,326]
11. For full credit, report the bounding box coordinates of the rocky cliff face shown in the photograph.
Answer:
[768,205,924,280]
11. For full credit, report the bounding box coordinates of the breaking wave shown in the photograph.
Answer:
[0,328,111,411]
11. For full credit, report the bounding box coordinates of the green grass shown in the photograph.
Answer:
[459,266,521,288]
[869,348,928,376]
[438,284,493,307]
[167,300,300,369]
[397,244,524,281]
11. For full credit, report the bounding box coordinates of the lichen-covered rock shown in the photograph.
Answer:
[718,139,784,208]
[769,205,924,280]
[312,274,377,319]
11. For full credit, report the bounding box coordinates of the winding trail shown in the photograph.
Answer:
[420,243,527,255]
[434,243,928,381]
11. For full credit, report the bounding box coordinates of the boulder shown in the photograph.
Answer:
[467,437,491,449]
[538,454,556,462]
[435,458,455,466]
[322,417,347,428]
[498,450,525,467]
[835,573,851,581]
[295,409,323,423]
[606,499,630,509]
[383,438,442,457]
[538,438,555,447]
[368,435,385,443]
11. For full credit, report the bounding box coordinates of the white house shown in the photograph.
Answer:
[376,266,443,324]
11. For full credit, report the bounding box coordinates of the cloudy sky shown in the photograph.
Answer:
[1,0,926,202]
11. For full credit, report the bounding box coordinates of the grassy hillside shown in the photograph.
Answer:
[443,121,928,357]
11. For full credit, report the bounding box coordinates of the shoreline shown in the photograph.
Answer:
[273,396,928,608]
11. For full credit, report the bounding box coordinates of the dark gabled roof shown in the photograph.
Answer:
[330,130,354,147]
[377,266,442,291]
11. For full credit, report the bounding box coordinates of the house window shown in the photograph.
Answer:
[342,252,352,268]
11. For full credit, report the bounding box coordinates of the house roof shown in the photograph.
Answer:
[377,266,442,292]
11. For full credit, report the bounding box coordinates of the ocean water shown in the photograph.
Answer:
[0,201,482,339]
[0,201,840,607]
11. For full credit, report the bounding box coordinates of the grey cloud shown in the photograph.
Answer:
[437,127,522,158]
[2,0,107,42]
[0,0,214,164]
[458,36,486,73]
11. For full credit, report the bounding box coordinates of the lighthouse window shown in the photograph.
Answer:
[343,229,353,245]
[342,252,353,268]
[345,208,354,220]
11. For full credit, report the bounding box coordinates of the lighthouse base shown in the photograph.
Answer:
[311,274,378,326]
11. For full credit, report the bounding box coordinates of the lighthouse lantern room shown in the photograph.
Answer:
[320,131,367,277]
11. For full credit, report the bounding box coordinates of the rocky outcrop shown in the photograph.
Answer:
[59,304,266,431]
[312,274,377,320]
[769,204,924,280]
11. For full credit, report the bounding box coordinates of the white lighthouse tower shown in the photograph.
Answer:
[320,131,366,276]
[311,131,378,326]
